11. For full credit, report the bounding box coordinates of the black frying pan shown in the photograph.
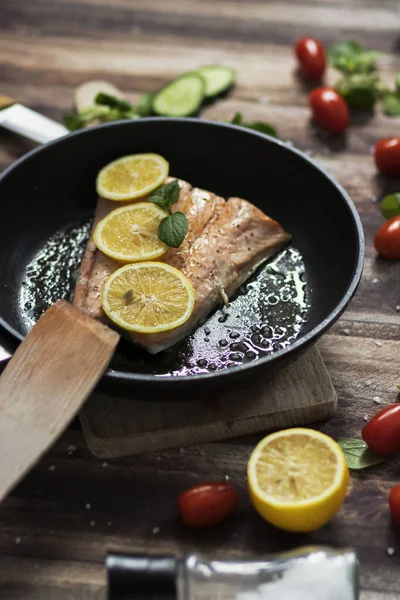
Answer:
[0,118,364,397]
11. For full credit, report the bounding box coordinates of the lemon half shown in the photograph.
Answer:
[102,262,195,334]
[248,428,349,532]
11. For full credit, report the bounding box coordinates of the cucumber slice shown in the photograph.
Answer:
[196,65,236,98]
[152,73,205,117]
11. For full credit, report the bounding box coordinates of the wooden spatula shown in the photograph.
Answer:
[0,300,119,503]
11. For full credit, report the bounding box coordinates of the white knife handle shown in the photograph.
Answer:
[0,104,69,144]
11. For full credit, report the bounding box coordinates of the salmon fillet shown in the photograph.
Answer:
[74,182,291,354]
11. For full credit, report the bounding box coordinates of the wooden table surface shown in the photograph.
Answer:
[1,0,400,598]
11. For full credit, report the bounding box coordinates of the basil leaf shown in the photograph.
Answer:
[244,121,277,137]
[335,73,379,109]
[382,92,400,116]
[328,41,381,74]
[231,112,243,125]
[337,438,385,470]
[95,92,132,112]
[158,212,188,247]
[381,193,400,219]
[136,93,154,116]
[149,180,181,212]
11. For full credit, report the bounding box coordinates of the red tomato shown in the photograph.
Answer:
[374,216,400,259]
[374,138,400,175]
[295,37,326,80]
[389,485,400,524]
[309,87,349,133]
[362,404,400,455]
[177,482,238,528]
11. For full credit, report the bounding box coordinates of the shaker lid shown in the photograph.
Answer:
[107,553,178,600]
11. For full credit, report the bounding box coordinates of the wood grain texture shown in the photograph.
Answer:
[81,346,336,458]
[0,301,119,503]
[0,0,400,597]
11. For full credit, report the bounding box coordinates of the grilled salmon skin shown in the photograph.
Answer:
[74,180,291,353]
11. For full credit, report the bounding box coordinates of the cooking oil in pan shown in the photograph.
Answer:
[19,220,309,376]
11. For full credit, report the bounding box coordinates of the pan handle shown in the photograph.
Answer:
[0,103,69,145]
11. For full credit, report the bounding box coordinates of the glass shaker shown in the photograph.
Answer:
[107,545,358,600]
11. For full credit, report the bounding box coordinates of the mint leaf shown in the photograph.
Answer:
[381,193,400,219]
[95,92,132,112]
[335,73,379,109]
[149,180,180,212]
[244,121,277,137]
[328,40,381,74]
[158,212,188,247]
[337,438,385,469]
[382,92,400,116]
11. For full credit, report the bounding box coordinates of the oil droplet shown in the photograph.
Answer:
[197,359,207,368]
[229,332,240,339]
[219,339,228,347]
[229,353,243,362]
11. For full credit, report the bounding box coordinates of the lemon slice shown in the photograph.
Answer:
[93,202,168,262]
[248,428,349,532]
[96,153,169,201]
[102,262,195,333]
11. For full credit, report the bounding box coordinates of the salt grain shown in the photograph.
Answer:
[49,465,55,471]
[107,521,112,527]
[387,547,395,556]
[68,444,76,452]
[15,537,21,544]
[67,451,73,456]
[152,526,160,535]
[342,328,350,336]
[365,380,372,387]
[86,503,91,510]
[90,520,95,527]
[225,475,230,481]
[373,396,381,404]
[396,305,400,312]
[102,462,108,468]
[363,414,369,421]
[156,456,162,461]
[375,341,382,347]
[372,278,379,284]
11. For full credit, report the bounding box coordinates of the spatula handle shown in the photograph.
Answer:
[0,301,119,502]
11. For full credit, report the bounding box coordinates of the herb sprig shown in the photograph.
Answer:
[328,40,400,114]
[230,112,277,137]
[149,180,188,248]
[337,438,386,470]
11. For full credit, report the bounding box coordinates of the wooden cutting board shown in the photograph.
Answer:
[80,345,336,458]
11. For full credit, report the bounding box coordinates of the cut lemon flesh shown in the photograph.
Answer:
[248,428,349,532]
[102,262,195,333]
[93,202,168,262]
[96,153,169,201]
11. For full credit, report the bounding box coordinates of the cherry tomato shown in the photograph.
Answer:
[374,138,400,175]
[177,482,238,528]
[362,404,400,455]
[309,87,349,133]
[374,216,400,259]
[295,37,326,81]
[389,485,400,524]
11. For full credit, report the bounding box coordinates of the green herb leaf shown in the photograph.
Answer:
[136,93,154,116]
[63,105,112,130]
[230,113,277,137]
[231,112,243,125]
[381,193,400,219]
[149,180,181,213]
[158,212,188,248]
[335,73,379,109]
[382,92,400,116]
[63,113,85,131]
[95,92,132,112]
[395,75,400,93]
[244,121,277,137]
[337,438,385,470]
[328,40,381,74]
